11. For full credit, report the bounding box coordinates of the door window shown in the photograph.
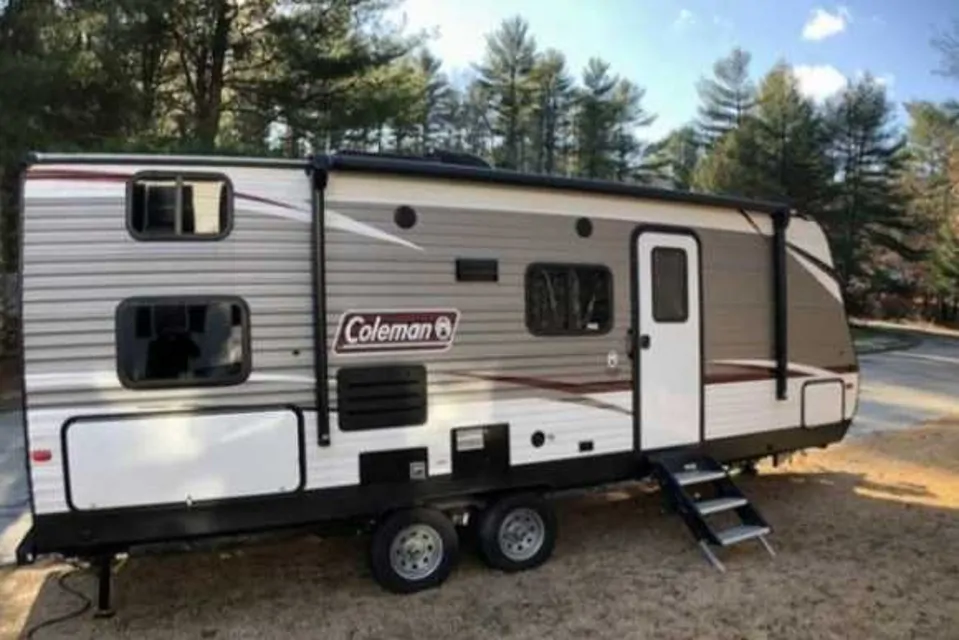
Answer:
[651,247,688,323]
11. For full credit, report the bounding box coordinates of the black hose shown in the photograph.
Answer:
[24,565,92,639]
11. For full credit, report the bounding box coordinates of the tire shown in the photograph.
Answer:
[477,493,557,572]
[369,507,459,594]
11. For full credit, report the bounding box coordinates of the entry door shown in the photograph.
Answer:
[636,231,702,451]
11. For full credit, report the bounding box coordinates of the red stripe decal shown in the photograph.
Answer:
[827,364,859,374]
[448,364,855,395]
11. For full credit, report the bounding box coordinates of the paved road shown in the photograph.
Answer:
[853,335,959,435]
[2,336,959,564]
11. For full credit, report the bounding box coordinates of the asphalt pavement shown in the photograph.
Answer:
[853,335,959,435]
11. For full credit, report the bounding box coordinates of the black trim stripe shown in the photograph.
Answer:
[311,166,331,446]
[787,242,842,285]
[773,212,790,401]
[738,208,763,234]
[321,154,790,215]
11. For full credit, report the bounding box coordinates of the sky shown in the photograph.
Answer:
[388,0,959,139]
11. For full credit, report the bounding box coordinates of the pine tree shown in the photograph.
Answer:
[750,63,833,211]
[383,57,424,153]
[263,0,412,154]
[692,64,833,212]
[901,101,959,319]
[414,49,450,153]
[574,58,619,179]
[824,75,915,300]
[437,86,465,151]
[475,16,537,169]
[612,79,657,182]
[649,126,701,190]
[696,47,756,148]
[528,49,573,174]
[690,125,766,196]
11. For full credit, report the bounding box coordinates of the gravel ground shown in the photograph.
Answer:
[3,420,958,640]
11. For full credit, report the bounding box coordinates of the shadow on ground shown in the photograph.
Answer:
[7,460,958,640]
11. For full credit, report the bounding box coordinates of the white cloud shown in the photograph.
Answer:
[794,64,848,102]
[802,7,851,41]
[674,9,695,29]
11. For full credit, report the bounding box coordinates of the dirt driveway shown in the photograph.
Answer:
[3,421,958,640]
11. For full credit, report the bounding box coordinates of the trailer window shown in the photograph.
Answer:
[651,247,688,323]
[116,297,250,389]
[526,264,612,336]
[128,173,232,240]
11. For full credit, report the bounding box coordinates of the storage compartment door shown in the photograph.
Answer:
[802,380,844,428]
[64,408,303,510]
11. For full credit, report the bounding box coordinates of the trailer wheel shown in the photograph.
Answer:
[369,507,459,594]
[477,493,557,572]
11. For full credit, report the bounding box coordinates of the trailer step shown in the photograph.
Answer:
[695,496,748,516]
[716,524,770,546]
[673,469,727,486]
[650,452,774,572]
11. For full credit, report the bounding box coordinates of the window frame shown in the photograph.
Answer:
[126,171,235,241]
[524,262,614,337]
[651,246,689,323]
[115,295,252,390]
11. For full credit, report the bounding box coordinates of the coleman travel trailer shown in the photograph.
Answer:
[12,150,858,611]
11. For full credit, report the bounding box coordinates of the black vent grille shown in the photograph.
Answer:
[456,258,499,282]
[337,365,427,431]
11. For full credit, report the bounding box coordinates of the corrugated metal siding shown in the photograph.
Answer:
[323,201,634,409]
[22,165,315,410]
[321,193,852,407]
[701,230,774,361]
[22,165,852,412]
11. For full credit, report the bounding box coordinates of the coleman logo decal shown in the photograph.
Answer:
[333,309,460,354]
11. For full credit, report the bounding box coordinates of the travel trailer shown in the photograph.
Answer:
[13,150,858,611]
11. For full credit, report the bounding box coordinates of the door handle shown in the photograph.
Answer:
[639,334,651,349]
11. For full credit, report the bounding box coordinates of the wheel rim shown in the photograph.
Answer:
[389,524,444,581]
[497,507,546,562]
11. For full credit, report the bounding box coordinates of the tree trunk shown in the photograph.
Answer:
[190,0,235,150]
